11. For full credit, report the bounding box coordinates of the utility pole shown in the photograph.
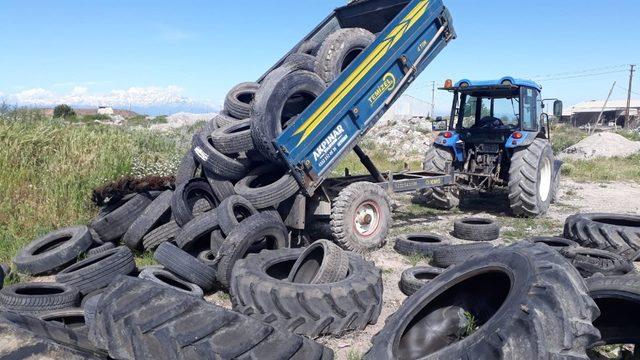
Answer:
[430,81,436,119]
[625,64,635,126]
[593,81,616,133]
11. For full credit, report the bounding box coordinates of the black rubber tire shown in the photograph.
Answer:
[142,220,180,251]
[563,213,640,259]
[88,276,333,360]
[287,240,349,284]
[216,195,259,235]
[393,233,450,256]
[154,242,217,291]
[526,236,578,251]
[171,178,218,227]
[175,151,201,186]
[231,248,383,338]
[214,110,238,127]
[364,242,601,359]
[0,311,107,359]
[587,275,640,349]
[123,189,173,250]
[80,291,102,329]
[399,266,445,296]
[224,82,259,120]
[0,282,79,315]
[234,164,301,209]
[203,167,236,201]
[431,242,496,268]
[13,226,94,275]
[508,138,555,217]
[56,247,136,295]
[550,161,562,204]
[192,130,250,180]
[197,250,217,268]
[315,28,375,84]
[90,192,153,242]
[251,58,325,163]
[421,145,460,210]
[297,39,321,56]
[210,229,225,254]
[39,308,87,333]
[216,213,289,289]
[174,212,219,252]
[560,247,635,278]
[452,217,500,241]
[86,242,115,257]
[210,118,254,154]
[138,266,204,298]
[330,182,392,253]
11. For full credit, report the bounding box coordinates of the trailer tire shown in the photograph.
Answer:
[315,28,375,83]
[234,164,300,209]
[154,242,217,291]
[431,242,495,268]
[393,233,450,256]
[330,182,391,253]
[251,65,326,163]
[138,267,204,298]
[210,118,254,154]
[216,195,259,235]
[452,217,500,241]
[508,139,554,217]
[365,242,600,359]
[224,82,259,120]
[0,283,79,315]
[287,240,349,284]
[123,190,173,250]
[559,247,635,278]
[192,131,250,180]
[421,145,459,210]
[399,266,445,296]
[13,226,94,275]
[563,213,640,258]
[231,248,383,337]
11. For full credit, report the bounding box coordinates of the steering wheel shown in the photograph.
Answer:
[473,116,504,129]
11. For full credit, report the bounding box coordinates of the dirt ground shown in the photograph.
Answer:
[9,179,640,359]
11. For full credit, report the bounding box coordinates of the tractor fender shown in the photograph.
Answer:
[434,131,464,162]
[504,131,539,149]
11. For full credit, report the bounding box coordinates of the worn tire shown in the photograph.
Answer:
[234,164,301,209]
[13,226,94,275]
[174,212,219,252]
[365,242,601,359]
[216,194,259,235]
[154,242,217,291]
[330,182,392,253]
[421,145,459,210]
[89,276,333,360]
[431,242,496,268]
[527,236,578,252]
[90,192,153,242]
[86,242,115,257]
[287,240,349,284]
[123,189,173,250]
[551,160,562,204]
[142,220,180,251]
[138,267,204,298]
[0,282,79,315]
[210,229,225,254]
[203,167,236,201]
[175,151,201,186]
[453,217,500,241]
[171,178,217,227]
[224,82,259,120]
[56,246,136,295]
[192,130,250,180]
[563,213,640,259]
[211,118,254,154]
[39,308,87,333]
[393,233,450,256]
[508,138,555,217]
[399,266,445,296]
[216,213,288,289]
[251,59,325,163]
[231,248,383,337]
[560,247,635,278]
[315,28,375,84]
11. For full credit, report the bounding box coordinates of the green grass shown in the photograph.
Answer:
[406,253,431,267]
[461,311,478,338]
[499,217,563,241]
[330,140,422,177]
[562,154,640,183]
[0,106,189,264]
[550,124,588,154]
[347,350,362,360]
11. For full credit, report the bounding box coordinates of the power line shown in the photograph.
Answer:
[534,70,628,82]
[615,84,640,97]
[528,64,628,79]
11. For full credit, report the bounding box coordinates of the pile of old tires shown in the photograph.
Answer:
[383,212,640,359]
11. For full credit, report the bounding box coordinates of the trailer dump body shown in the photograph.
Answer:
[275,0,455,196]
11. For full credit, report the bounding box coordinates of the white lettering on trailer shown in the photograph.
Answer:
[313,125,345,162]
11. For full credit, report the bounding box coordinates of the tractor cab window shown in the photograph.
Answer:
[458,93,520,130]
[521,88,538,131]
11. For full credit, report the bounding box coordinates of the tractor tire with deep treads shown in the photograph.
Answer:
[89,276,333,360]
[330,182,391,253]
[399,266,445,296]
[559,247,635,278]
[393,233,450,256]
[123,189,173,250]
[365,242,601,359]
[421,145,459,210]
[452,217,500,241]
[508,138,555,217]
[224,82,259,120]
[231,248,383,338]
[154,242,217,291]
[563,213,640,259]
[315,28,375,84]
[90,192,154,242]
[0,282,79,315]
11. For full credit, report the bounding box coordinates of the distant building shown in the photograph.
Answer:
[97,106,114,115]
[562,99,640,128]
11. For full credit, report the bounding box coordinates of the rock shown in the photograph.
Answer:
[558,132,640,161]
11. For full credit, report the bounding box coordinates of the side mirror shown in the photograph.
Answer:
[553,100,563,118]
[435,116,444,122]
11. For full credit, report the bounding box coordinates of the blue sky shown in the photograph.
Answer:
[1,0,638,114]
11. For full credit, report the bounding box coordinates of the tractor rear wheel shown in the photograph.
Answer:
[508,139,555,217]
[421,145,459,210]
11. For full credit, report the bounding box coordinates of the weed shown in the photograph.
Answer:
[347,350,362,360]
[461,311,478,338]
[217,292,231,301]
[406,253,430,267]
[134,251,157,268]
[562,155,640,183]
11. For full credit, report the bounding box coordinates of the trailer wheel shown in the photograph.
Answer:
[330,182,391,253]
[421,145,459,210]
[508,139,554,217]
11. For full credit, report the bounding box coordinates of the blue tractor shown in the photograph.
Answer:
[422,77,563,217]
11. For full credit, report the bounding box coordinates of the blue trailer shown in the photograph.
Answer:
[261,0,457,252]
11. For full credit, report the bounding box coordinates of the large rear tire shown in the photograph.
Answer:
[508,139,554,217]
[421,145,459,210]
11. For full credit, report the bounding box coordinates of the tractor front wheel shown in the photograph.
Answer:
[508,139,555,217]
